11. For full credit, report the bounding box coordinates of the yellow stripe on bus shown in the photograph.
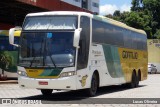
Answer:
[118,48,148,82]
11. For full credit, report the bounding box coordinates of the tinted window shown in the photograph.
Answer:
[92,19,147,51]
[77,16,90,70]
[92,19,124,47]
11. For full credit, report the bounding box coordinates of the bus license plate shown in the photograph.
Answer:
[39,81,48,85]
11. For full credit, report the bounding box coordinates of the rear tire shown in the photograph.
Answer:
[41,89,53,96]
[135,74,139,87]
[128,71,137,88]
[155,70,157,74]
[86,73,98,97]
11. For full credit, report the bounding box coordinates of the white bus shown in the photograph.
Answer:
[9,11,148,96]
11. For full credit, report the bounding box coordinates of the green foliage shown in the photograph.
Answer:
[104,0,160,39]
[0,51,17,72]
[154,29,160,38]
[131,0,143,11]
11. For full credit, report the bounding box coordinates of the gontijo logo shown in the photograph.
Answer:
[122,51,138,59]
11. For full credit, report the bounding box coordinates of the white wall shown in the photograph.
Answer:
[88,0,99,14]
[61,0,82,7]
[61,0,99,14]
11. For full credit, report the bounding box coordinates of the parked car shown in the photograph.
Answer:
[148,64,157,74]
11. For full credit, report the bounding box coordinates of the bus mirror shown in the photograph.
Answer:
[9,27,22,47]
[73,28,82,48]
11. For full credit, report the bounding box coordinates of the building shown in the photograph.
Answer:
[0,0,100,30]
[0,0,99,79]
[148,39,160,72]
[61,0,99,14]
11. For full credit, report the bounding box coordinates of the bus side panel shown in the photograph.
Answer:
[86,44,126,88]
[76,44,126,90]
[118,48,148,82]
[76,44,147,90]
[101,44,126,86]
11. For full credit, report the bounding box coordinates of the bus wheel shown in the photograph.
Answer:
[135,74,139,87]
[136,71,141,87]
[86,73,98,97]
[129,72,137,88]
[41,89,53,96]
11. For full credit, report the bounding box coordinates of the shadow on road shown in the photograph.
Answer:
[18,84,146,102]
[96,85,146,97]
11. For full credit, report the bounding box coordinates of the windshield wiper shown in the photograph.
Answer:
[29,34,57,68]
[49,55,57,68]
[30,39,43,67]
[30,56,37,67]
[29,42,39,67]
[46,38,57,68]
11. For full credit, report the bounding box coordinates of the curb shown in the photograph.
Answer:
[0,80,18,84]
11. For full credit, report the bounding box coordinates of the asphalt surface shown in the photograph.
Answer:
[0,74,160,107]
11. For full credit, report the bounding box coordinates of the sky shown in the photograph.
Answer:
[100,0,132,15]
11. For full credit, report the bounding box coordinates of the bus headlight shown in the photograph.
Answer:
[60,71,76,77]
[17,70,27,77]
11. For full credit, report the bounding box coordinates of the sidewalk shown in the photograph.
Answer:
[0,80,18,84]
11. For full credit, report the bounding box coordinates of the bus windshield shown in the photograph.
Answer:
[23,16,78,30]
[19,32,76,68]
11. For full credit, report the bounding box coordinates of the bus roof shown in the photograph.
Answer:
[26,11,93,17]
[26,11,146,35]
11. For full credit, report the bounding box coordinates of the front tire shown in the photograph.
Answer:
[86,74,98,97]
[41,89,53,96]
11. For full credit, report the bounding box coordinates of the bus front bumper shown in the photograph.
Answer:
[18,76,77,90]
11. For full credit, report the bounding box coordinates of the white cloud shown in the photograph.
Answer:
[100,4,131,15]
[120,4,131,12]
[100,4,118,15]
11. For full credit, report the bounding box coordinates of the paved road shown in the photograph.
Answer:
[0,74,160,107]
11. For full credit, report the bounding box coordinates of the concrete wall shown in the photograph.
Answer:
[17,0,92,13]
[61,0,82,7]
[88,0,99,14]
[148,39,160,72]
[62,0,99,14]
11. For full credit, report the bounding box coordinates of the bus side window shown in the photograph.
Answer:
[77,16,90,70]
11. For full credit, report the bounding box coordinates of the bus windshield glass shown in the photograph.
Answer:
[19,32,76,68]
[23,16,78,30]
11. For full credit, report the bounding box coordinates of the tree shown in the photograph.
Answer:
[105,14,113,19]
[113,10,121,17]
[124,10,153,38]
[104,0,160,38]
[143,0,160,35]
[154,29,160,38]
[131,0,143,11]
